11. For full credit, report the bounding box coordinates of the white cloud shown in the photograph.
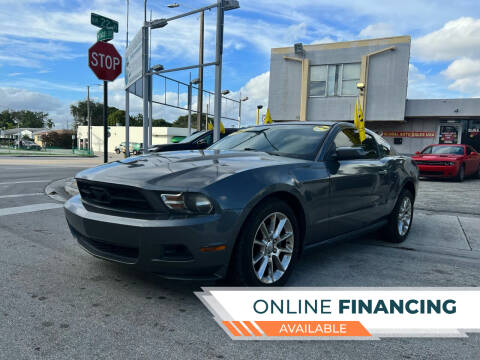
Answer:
[0,87,72,128]
[359,23,395,39]
[407,63,462,99]
[442,58,480,95]
[412,17,480,62]
[228,71,270,126]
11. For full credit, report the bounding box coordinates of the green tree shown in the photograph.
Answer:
[0,110,15,129]
[152,118,172,127]
[0,110,54,129]
[173,113,213,130]
[70,100,119,127]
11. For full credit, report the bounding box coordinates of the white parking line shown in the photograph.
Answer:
[0,203,63,217]
[0,180,51,185]
[0,193,43,199]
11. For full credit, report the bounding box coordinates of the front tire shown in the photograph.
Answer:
[229,200,300,286]
[456,165,465,182]
[383,189,414,243]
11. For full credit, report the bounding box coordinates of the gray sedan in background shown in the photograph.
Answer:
[64,122,418,286]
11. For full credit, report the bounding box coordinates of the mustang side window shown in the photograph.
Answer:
[333,129,378,159]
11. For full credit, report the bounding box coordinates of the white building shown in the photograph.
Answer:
[76,126,191,153]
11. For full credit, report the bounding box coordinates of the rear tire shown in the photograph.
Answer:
[456,165,465,182]
[475,165,480,179]
[228,199,300,286]
[383,189,414,243]
[115,149,120,154]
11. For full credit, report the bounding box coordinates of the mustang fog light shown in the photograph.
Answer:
[186,193,214,214]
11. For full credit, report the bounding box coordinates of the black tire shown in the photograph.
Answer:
[115,149,120,154]
[475,165,480,179]
[456,164,465,182]
[132,150,138,155]
[383,189,414,243]
[228,199,300,286]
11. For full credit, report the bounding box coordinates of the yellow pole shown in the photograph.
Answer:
[256,108,260,126]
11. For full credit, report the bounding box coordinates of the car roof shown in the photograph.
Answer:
[427,144,465,147]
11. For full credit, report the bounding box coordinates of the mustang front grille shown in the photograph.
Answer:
[77,179,157,213]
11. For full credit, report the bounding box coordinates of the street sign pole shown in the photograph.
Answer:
[125,0,130,157]
[103,81,108,163]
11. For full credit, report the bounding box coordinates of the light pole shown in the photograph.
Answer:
[238,94,248,128]
[125,0,130,157]
[197,10,205,133]
[188,77,200,135]
[146,0,239,140]
[256,105,263,125]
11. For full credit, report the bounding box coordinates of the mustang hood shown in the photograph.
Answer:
[76,150,303,190]
[412,154,463,161]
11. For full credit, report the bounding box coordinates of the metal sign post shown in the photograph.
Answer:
[88,13,121,163]
[103,81,108,163]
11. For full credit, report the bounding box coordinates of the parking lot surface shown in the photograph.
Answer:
[0,159,479,359]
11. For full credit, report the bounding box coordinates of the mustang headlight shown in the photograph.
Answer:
[161,193,213,214]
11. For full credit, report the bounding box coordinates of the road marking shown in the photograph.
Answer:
[0,180,51,185]
[0,193,43,199]
[0,203,63,217]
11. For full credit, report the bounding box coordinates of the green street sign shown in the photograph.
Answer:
[91,13,118,33]
[97,28,114,42]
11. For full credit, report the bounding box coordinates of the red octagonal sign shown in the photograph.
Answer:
[88,41,122,82]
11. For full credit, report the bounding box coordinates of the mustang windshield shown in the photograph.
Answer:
[422,145,464,155]
[209,125,330,160]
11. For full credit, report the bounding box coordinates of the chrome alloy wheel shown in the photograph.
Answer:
[397,196,412,236]
[251,212,294,284]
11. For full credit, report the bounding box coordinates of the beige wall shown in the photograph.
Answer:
[77,126,191,153]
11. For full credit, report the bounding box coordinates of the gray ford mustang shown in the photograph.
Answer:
[65,122,419,286]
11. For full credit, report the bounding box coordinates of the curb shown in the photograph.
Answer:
[64,178,79,197]
[44,177,78,202]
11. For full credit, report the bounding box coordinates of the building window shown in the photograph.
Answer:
[341,63,361,96]
[309,63,360,97]
[309,65,327,97]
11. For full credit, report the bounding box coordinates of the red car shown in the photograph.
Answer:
[412,144,480,181]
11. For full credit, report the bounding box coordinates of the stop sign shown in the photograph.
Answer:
[88,41,122,81]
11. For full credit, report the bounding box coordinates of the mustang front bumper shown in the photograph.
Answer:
[64,195,241,280]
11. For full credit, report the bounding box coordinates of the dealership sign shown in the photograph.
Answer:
[125,27,143,90]
[196,288,480,340]
[383,131,435,138]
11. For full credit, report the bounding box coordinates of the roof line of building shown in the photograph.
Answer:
[271,35,411,54]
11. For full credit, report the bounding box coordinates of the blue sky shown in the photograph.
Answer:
[1,0,480,128]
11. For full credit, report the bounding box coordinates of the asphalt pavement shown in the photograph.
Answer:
[0,159,479,359]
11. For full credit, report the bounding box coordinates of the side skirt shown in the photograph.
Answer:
[303,219,388,251]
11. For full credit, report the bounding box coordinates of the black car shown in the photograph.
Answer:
[65,122,419,286]
[19,140,42,151]
[147,128,239,153]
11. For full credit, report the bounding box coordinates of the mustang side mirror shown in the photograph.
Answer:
[334,147,368,161]
[415,151,420,155]
[196,139,208,148]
